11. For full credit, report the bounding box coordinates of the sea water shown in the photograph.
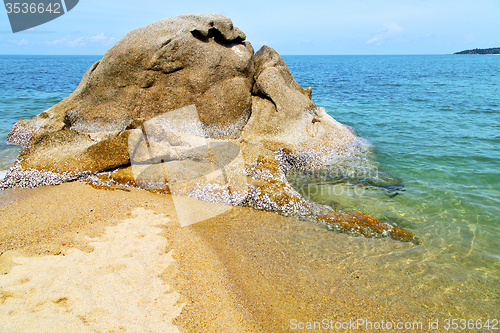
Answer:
[284,55,500,292]
[0,55,101,175]
[0,54,499,315]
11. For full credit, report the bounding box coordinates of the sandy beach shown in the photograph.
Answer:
[2,181,496,332]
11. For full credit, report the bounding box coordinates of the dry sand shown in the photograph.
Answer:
[0,207,182,332]
[0,182,496,332]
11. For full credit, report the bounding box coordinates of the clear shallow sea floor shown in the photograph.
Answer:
[1,55,499,321]
[285,54,500,319]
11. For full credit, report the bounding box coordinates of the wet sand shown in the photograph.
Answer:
[0,182,498,332]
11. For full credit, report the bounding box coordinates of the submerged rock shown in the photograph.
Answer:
[317,211,417,243]
[2,14,416,242]
[287,155,406,198]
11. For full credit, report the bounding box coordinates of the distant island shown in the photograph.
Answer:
[454,47,500,55]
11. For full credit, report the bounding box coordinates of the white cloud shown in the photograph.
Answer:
[66,36,86,47]
[6,39,30,45]
[367,23,403,45]
[41,33,114,47]
[68,33,114,47]
[42,36,69,46]
[253,40,274,45]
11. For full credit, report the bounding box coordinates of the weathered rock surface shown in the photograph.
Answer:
[8,14,255,149]
[241,46,355,156]
[7,14,356,175]
[17,129,130,174]
[2,14,416,242]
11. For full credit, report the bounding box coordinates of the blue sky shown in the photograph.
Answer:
[1,0,499,55]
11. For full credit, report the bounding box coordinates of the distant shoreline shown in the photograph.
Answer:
[454,47,500,55]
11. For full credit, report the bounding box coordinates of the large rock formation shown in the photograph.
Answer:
[7,14,355,173]
[2,14,416,242]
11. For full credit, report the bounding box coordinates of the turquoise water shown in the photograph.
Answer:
[284,55,500,280]
[0,55,101,171]
[1,55,499,293]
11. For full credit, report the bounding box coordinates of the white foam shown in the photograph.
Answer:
[0,208,184,332]
[0,170,7,181]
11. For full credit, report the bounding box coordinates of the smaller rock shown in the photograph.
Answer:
[106,167,137,186]
[390,227,416,243]
[316,211,416,243]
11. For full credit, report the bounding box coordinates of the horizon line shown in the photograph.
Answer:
[0,53,459,57]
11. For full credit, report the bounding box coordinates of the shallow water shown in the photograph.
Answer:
[0,55,101,169]
[194,203,499,328]
[284,55,500,310]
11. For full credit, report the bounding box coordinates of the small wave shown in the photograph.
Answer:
[342,136,374,157]
[287,136,405,198]
[0,170,7,180]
